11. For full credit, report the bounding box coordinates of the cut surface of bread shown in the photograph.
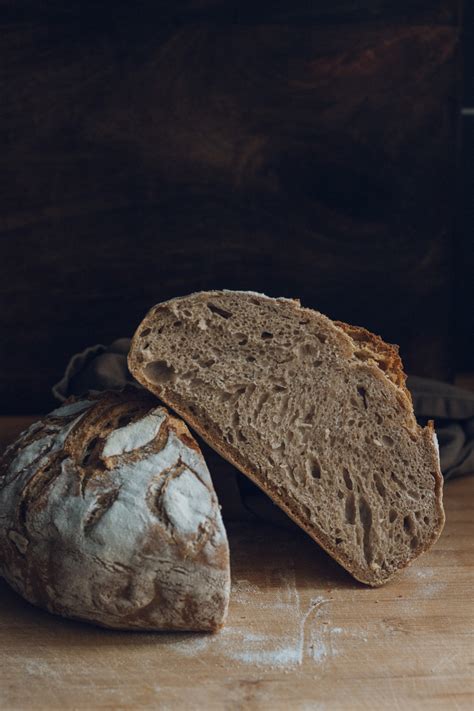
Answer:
[128,291,445,586]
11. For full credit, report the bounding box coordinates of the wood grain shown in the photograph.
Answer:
[0,416,472,710]
[0,4,461,413]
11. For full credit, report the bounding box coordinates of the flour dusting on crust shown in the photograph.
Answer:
[103,410,166,457]
[0,390,230,631]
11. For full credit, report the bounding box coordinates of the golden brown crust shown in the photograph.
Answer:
[331,321,447,559]
[334,320,411,400]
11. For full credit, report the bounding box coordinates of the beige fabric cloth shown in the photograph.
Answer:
[53,340,474,512]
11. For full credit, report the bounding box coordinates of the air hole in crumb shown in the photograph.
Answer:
[337,490,344,499]
[382,435,394,447]
[359,497,373,564]
[375,413,383,425]
[374,473,386,498]
[345,492,356,524]
[236,333,248,346]
[279,395,290,416]
[140,327,151,338]
[306,455,322,479]
[389,509,397,523]
[423,516,430,525]
[314,360,323,367]
[410,536,419,550]
[342,467,353,490]
[173,321,182,327]
[357,386,368,409]
[199,358,215,368]
[403,515,416,535]
[247,355,256,362]
[391,471,407,491]
[347,418,355,427]
[261,331,273,340]
[335,537,343,545]
[144,360,176,385]
[315,333,327,344]
[207,302,233,319]
[255,392,269,416]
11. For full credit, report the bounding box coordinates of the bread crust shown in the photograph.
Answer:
[0,388,230,630]
[128,291,445,587]
[334,321,409,395]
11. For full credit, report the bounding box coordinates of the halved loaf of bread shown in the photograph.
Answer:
[128,291,445,586]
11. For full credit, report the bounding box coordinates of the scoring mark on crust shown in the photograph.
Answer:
[147,456,215,554]
[83,488,121,535]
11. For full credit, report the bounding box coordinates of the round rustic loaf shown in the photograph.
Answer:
[0,388,230,631]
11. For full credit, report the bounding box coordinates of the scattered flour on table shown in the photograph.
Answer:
[170,569,341,669]
[404,567,446,598]
[411,567,434,580]
[23,659,61,679]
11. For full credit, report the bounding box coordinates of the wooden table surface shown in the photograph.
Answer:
[0,417,473,711]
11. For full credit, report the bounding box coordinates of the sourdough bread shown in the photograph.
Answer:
[0,388,230,630]
[128,291,445,586]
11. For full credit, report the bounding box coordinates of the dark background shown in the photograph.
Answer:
[1,1,472,414]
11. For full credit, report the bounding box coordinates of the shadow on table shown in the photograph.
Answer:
[0,521,360,648]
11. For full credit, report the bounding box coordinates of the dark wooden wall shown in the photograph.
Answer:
[0,1,462,414]
[459,2,474,376]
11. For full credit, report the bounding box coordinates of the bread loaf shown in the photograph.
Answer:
[0,388,230,630]
[128,291,445,586]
